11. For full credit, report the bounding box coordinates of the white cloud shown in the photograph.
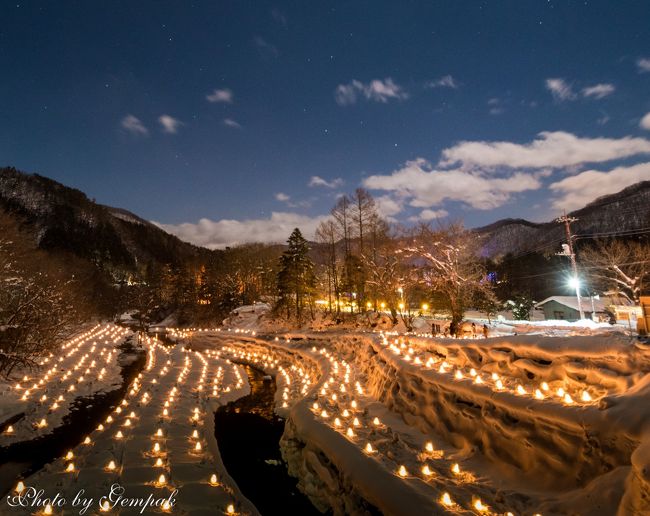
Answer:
[374,195,403,222]
[545,78,576,101]
[487,97,504,115]
[155,212,329,249]
[363,159,542,210]
[409,209,449,222]
[440,131,650,169]
[334,78,408,105]
[275,192,290,202]
[549,161,650,210]
[308,176,344,188]
[253,36,279,59]
[158,114,184,134]
[223,118,242,129]
[637,57,650,73]
[582,83,615,99]
[640,112,650,130]
[121,114,148,136]
[206,88,233,103]
[425,75,458,89]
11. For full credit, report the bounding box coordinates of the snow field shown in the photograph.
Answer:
[1,324,130,445]
[10,335,258,515]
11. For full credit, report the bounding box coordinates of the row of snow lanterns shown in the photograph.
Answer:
[222,337,532,516]
[23,339,240,515]
[5,325,128,436]
[381,333,595,406]
[220,344,317,408]
[307,344,537,516]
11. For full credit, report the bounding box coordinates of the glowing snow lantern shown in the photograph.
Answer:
[581,391,592,402]
[44,504,53,515]
[365,443,374,453]
[107,460,116,471]
[157,474,166,486]
[535,389,544,400]
[353,417,360,427]
[65,451,74,460]
[564,393,574,404]
[37,418,47,428]
[441,492,453,507]
[495,379,504,390]
[541,382,549,391]
[153,442,161,453]
[100,501,111,512]
[194,441,202,451]
[346,428,355,438]
[454,370,463,380]
[115,431,123,439]
[421,465,433,476]
[334,418,342,427]
[397,465,408,477]
[66,462,75,472]
[155,458,164,467]
[210,474,219,486]
[6,425,14,434]
[474,499,488,512]
[451,463,461,475]
[425,442,434,453]
[15,481,25,493]
[192,429,199,438]
[373,417,380,426]
[156,428,164,437]
[226,504,235,515]
[516,385,526,395]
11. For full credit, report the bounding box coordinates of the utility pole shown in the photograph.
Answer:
[556,212,585,320]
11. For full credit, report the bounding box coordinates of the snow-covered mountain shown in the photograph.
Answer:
[0,166,209,271]
[475,181,650,259]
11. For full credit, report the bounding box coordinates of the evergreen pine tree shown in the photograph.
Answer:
[276,228,315,322]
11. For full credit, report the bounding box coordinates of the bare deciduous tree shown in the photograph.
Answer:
[405,222,492,324]
[580,239,650,303]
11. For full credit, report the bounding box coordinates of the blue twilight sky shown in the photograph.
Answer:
[1,1,650,248]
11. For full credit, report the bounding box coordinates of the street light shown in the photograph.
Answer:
[422,303,429,312]
[568,276,585,320]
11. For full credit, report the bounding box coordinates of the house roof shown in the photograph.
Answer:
[534,295,609,312]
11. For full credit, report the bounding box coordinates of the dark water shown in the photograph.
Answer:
[0,337,146,494]
[214,365,321,516]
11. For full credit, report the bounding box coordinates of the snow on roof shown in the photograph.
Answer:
[535,295,608,312]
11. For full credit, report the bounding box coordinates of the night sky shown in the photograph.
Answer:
[2,1,650,248]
